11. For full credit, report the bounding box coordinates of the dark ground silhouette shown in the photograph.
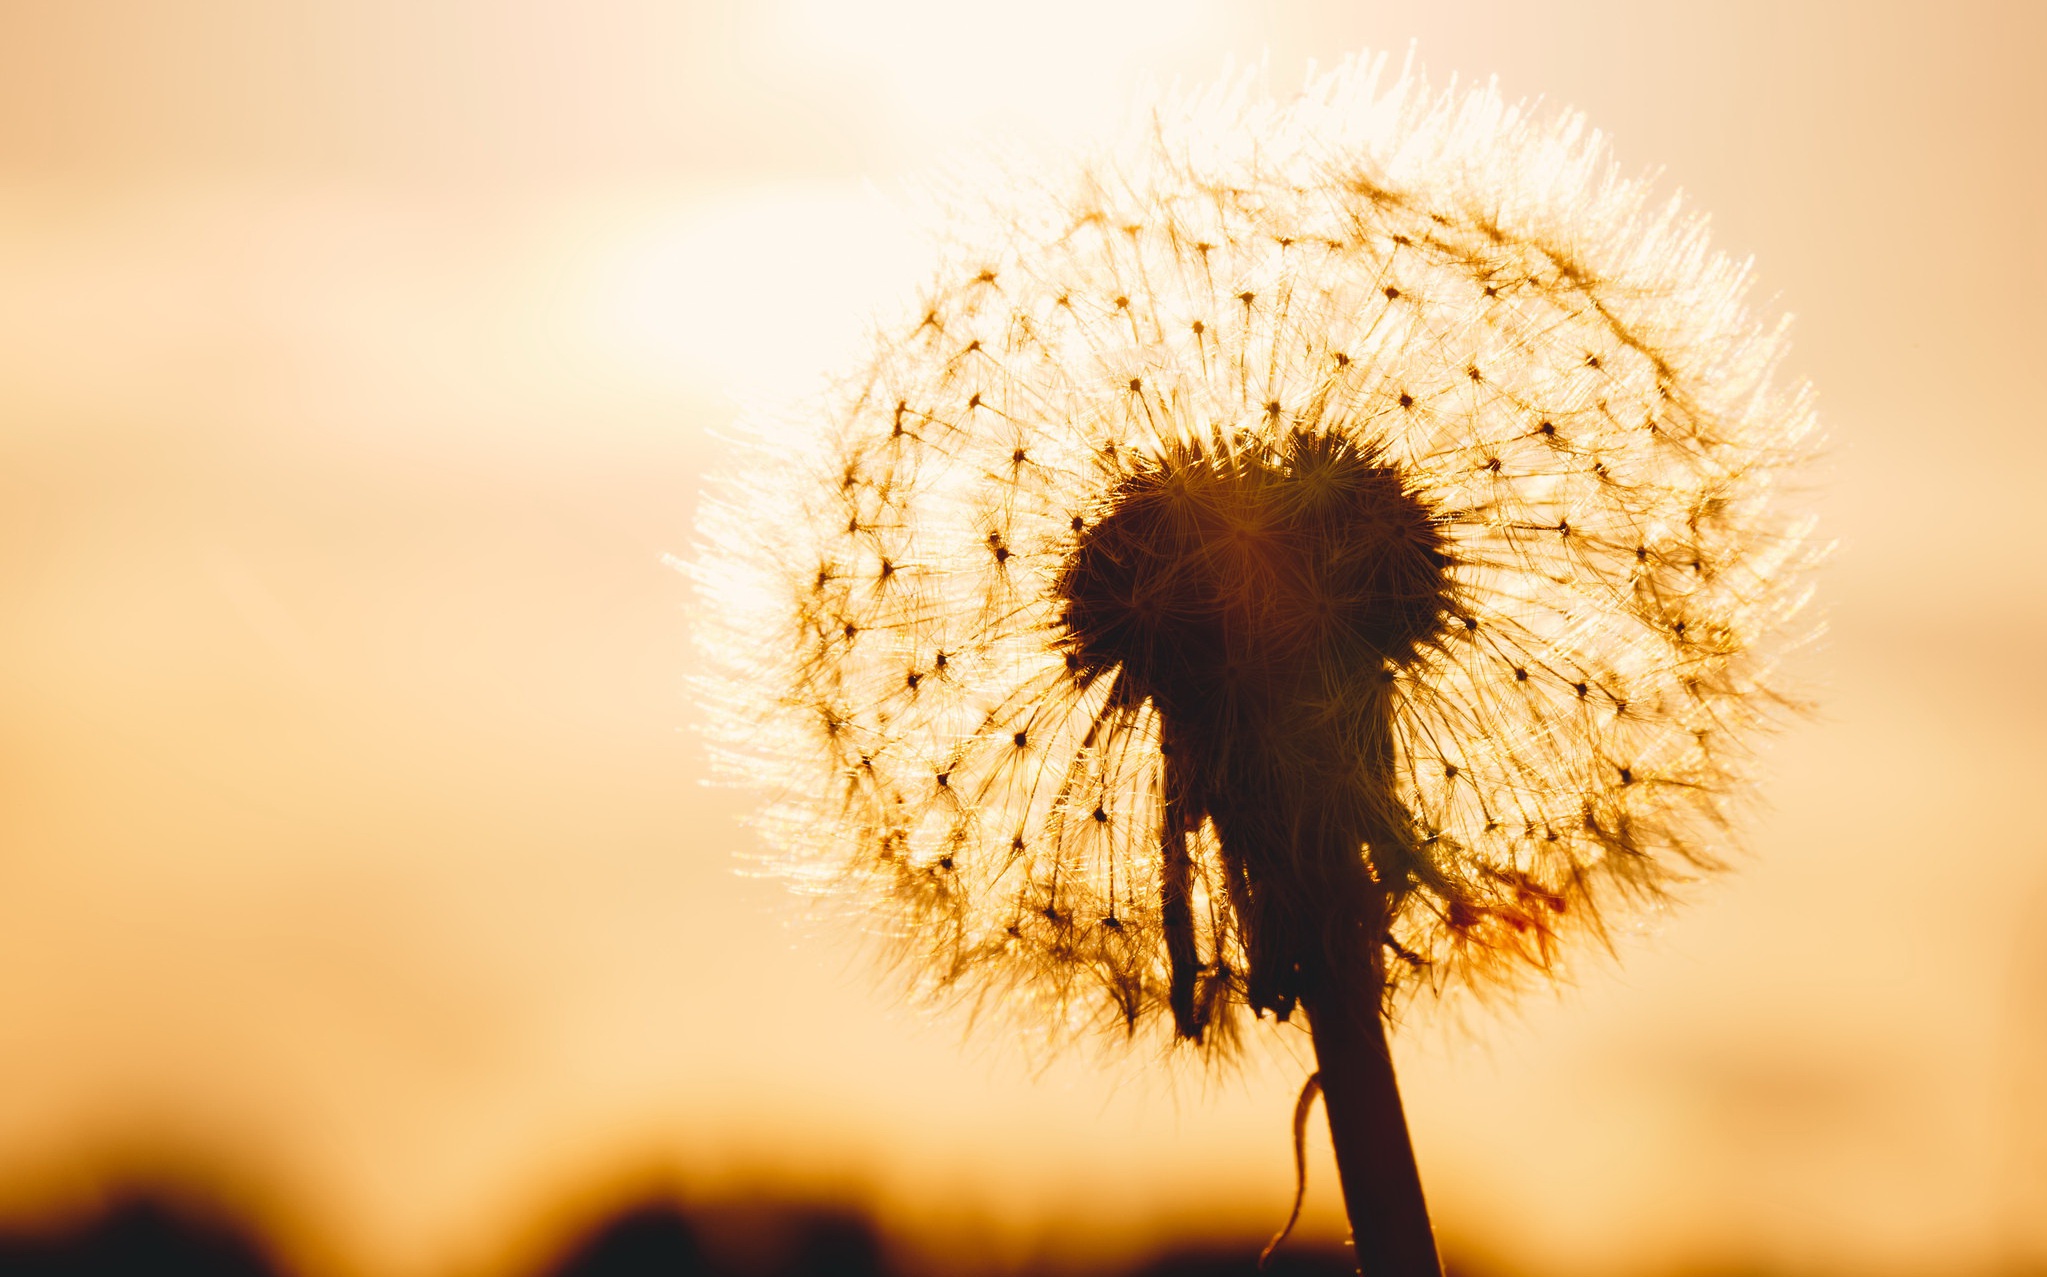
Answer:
[0,1198,278,1277]
[20,1193,2032,1276]
[0,1193,1463,1277]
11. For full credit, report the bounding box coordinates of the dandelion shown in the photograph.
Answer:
[694,53,1818,1277]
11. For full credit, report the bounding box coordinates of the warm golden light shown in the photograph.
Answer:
[0,3,2042,1276]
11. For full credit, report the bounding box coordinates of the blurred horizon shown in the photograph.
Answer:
[2,3,2043,1276]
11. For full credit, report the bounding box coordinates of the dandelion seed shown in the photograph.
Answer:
[694,52,1818,1277]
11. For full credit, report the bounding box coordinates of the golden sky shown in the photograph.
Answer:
[1,3,2043,1275]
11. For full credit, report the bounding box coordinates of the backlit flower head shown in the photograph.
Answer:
[693,55,1818,1057]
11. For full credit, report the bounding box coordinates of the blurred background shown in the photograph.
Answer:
[1,2,2042,1274]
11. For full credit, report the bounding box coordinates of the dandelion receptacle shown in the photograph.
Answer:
[694,54,1818,1277]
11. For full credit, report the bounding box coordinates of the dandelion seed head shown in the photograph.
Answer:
[693,53,1819,1057]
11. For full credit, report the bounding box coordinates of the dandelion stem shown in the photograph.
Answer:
[1301,973,1441,1277]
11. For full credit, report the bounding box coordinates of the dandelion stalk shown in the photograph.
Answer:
[1055,429,1457,1267]
[695,52,1817,1277]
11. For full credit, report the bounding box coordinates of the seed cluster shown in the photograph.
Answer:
[694,61,1818,1053]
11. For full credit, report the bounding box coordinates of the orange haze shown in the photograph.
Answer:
[1,3,2043,1276]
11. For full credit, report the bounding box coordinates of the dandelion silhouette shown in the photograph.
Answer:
[695,54,1817,1277]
